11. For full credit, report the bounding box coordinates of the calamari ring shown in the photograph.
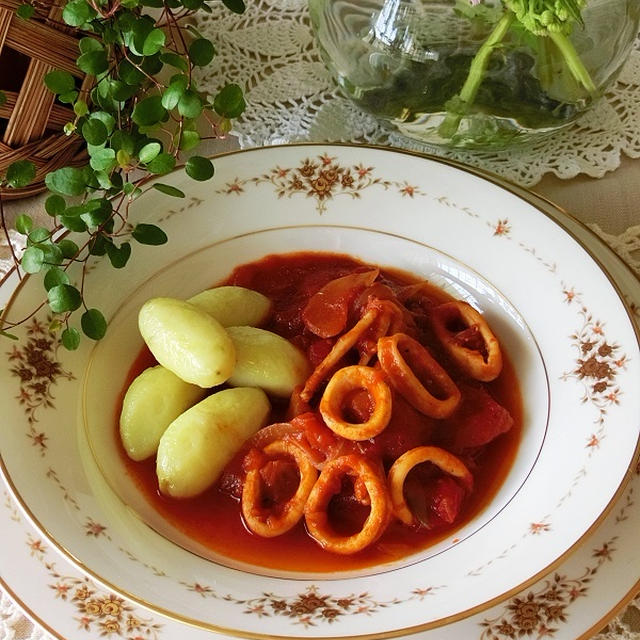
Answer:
[431,301,503,382]
[242,439,318,538]
[356,298,408,365]
[300,307,380,402]
[319,365,392,440]
[377,333,461,418]
[304,454,390,554]
[387,445,473,525]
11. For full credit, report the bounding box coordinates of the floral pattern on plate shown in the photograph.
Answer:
[7,317,74,453]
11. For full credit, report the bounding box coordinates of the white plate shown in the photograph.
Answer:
[1,145,639,638]
[2,171,639,640]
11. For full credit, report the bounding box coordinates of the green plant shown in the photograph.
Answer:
[439,0,594,138]
[0,0,246,348]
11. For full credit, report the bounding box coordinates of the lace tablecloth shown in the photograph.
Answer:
[2,1,640,638]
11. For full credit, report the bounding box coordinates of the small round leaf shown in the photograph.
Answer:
[14,213,33,235]
[62,0,95,26]
[76,50,109,76]
[58,90,78,105]
[118,59,145,85]
[43,267,70,291]
[138,142,161,164]
[60,215,88,232]
[47,284,82,313]
[27,227,50,246]
[142,28,165,56]
[111,131,136,154]
[6,159,36,188]
[159,52,188,72]
[221,0,245,13]
[146,152,176,174]
[89,147,117,172]
[178,129,200,151]
[45,194,66,216]
[185,155,214,181]
[177,90,203,119]
[45,167,87,196]
[73,99,89,116]
[62,327,81,350]
[81,308,107,340]
[57,239,79,259]
[132,95,167,127]
[41,243,64,266]
[16,4,35,19]
[44,70,75,94]
[79,36,103,53]
[131,223,168,244]
[90,111,116,134]
[213,83,245,118]
[82,118,108,146]
[21,246,44,273]
[188,38,215,67]
[161,81,186,110]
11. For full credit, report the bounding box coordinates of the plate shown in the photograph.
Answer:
[1,144,639,638]
[2,163,639,640]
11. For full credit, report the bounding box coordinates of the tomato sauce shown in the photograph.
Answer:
[117,252,522,573]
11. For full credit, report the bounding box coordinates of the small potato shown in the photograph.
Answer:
[138,297,235,388]
[226,326,311,397]
[156,387,270,498]
[120,366,206,461]
[187,286,272,327]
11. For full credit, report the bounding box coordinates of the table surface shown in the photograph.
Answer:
[532,154,640,236]
[1,140,639,640]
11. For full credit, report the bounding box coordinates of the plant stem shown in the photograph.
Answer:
[0,192,23,281]
[548,30,597,94]
[438,10,515,139]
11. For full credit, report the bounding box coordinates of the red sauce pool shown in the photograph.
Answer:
[117,252,523,573]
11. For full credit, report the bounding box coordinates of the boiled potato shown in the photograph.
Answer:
[156,387,270,498]
[187,285,272,327]
[119,366,206,461]
[226,326,311,397]
[138,297,235,388]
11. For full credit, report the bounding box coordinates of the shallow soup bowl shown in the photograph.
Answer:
[1,144,638,639]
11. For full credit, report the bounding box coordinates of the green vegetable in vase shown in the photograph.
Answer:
[439,0,596,138]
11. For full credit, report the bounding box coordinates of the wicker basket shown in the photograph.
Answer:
[0,0,90,200]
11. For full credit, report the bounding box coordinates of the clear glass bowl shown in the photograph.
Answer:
[309,0,640,149]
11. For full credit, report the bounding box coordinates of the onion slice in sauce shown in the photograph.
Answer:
[302,269,378,338]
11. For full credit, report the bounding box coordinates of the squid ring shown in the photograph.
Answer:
[242,439,318,538]
[431,301,503,382]
[300,307,380,402]
[377,333,461,418]
[387,446,473,525]
[304,454,390,554]
[319,365,392,440]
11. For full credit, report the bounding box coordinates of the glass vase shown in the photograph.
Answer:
[309,0,640,149]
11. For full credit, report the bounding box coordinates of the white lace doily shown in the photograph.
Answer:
[1,592,48,640]
[196,0,640,188]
